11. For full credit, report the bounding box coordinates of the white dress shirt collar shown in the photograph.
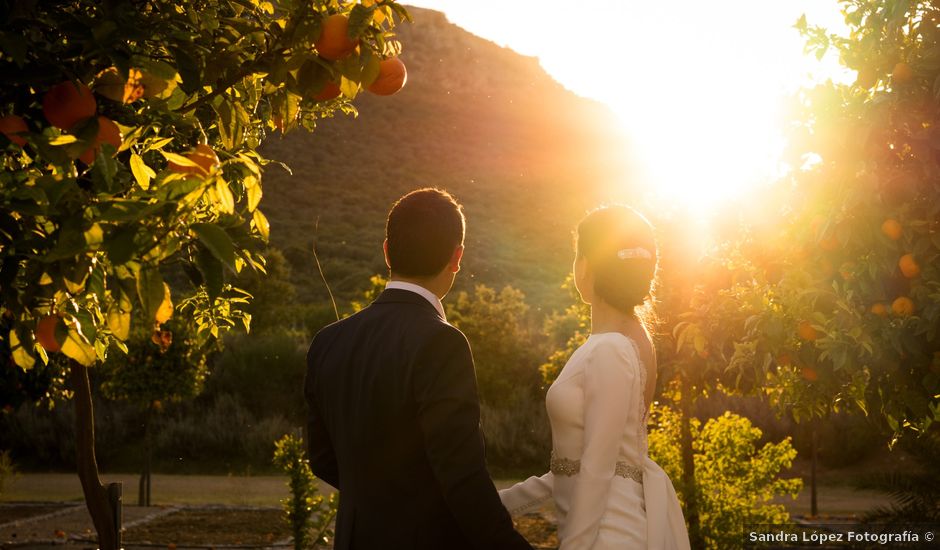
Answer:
[385,280,446,320]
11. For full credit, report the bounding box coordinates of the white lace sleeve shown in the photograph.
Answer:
[499,472,554,515]
[559,338,639,550]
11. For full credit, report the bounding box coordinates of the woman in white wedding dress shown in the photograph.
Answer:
[499,205,690,550]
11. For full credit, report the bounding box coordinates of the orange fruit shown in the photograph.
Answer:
[36,315,63,353]
[78,116,123,164]
[892,62,914,85]
[368,57,407,96]
[43,81,96,130]
[881,219,902,240]
[169,144,220,176]
[314,81,341,101]
[898,253,920,278]
[892,296,915,316]
[315,14,358,61]
[0,114,28,147]
[151,329,172,350]
[870,302,888,316]
[819,234,839,251]
[798,320,818,341]
[801,366,818,381]
[855,67,877,89]
[776,353,792,366]
[838,262,855,281]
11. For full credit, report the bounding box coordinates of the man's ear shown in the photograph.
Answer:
[383,239,392,270]
[449,245,464,273]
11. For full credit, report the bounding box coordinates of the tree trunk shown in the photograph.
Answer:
[138,409,152,507]
[679,374,704,549]
[70,360,119,550]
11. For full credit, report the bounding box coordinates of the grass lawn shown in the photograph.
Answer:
[0,473,301,506]
[3,473,886,518]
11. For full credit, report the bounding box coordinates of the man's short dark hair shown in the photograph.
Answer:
[386,188,465,278]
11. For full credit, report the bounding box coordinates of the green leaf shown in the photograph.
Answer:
[9,329,35,370]
[84,223,104,249]
[191,223,236,271]
[61,327,97,367]
[48,134,79,146]
[339,76,359,99]
[348,4,376,39]
[196,245,224,300]
[360,48,381,87]
[146,137,174,152]
[136,267,166,323]
[213,179,235,214]
[107,306,131,341]
[161,151,198,168]
[245,175,262,211]
[214,100,238,150]
[106,226,138,265]
[130,153,156,189]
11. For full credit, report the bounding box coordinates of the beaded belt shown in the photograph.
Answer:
[550,452,643,485]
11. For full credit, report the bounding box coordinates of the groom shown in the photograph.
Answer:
[304,188,533,550]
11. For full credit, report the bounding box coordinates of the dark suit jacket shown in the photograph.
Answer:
[304,288,533,550]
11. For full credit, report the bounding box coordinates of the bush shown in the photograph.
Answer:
[0,396,134,470]
[481,397,551,476]
[207,332,309,423]
[155,394,292,473]
[446,284,545,405]
[648,406,802,550]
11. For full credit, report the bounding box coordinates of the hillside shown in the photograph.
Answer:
[258,6,635,314]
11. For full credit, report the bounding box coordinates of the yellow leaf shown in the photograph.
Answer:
[214,179,235,214]
[61,328,97,366]
[253,209,270,241]
[107,307,131,341]
[9,330,35,370]
[130,153,156,190]
[63,273,89,294]
[84,223,104,249]
[39,272,53,285]
[155,282,173,324]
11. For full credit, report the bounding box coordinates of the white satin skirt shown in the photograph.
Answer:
[552,457,690,550]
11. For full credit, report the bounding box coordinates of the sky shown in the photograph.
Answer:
[405,0,850,214]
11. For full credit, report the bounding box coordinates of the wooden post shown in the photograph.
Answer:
[108,482,122,549]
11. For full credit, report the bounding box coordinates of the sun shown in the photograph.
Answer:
[610,91,787,218]
[590,3,850,219]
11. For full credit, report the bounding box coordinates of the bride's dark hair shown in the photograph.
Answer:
[575,205,658,315]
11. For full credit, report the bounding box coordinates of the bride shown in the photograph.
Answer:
[499,205,690,549]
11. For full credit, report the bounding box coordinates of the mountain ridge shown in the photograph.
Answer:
[258,6,635,314]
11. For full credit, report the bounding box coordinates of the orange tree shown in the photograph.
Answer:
[675,0,940,457]
[0,1,409,547]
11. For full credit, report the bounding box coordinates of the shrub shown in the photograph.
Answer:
[155,394,292,472]
[480,397,551,476]
[207,332,309,423]
[648,406,802,549]
[273,433,338,550]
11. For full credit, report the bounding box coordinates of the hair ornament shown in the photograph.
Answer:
[617,247,653,260]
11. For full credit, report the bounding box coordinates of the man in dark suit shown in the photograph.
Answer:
[305,188,533,550]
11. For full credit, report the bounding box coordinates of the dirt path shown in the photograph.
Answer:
[1,474,888,548]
